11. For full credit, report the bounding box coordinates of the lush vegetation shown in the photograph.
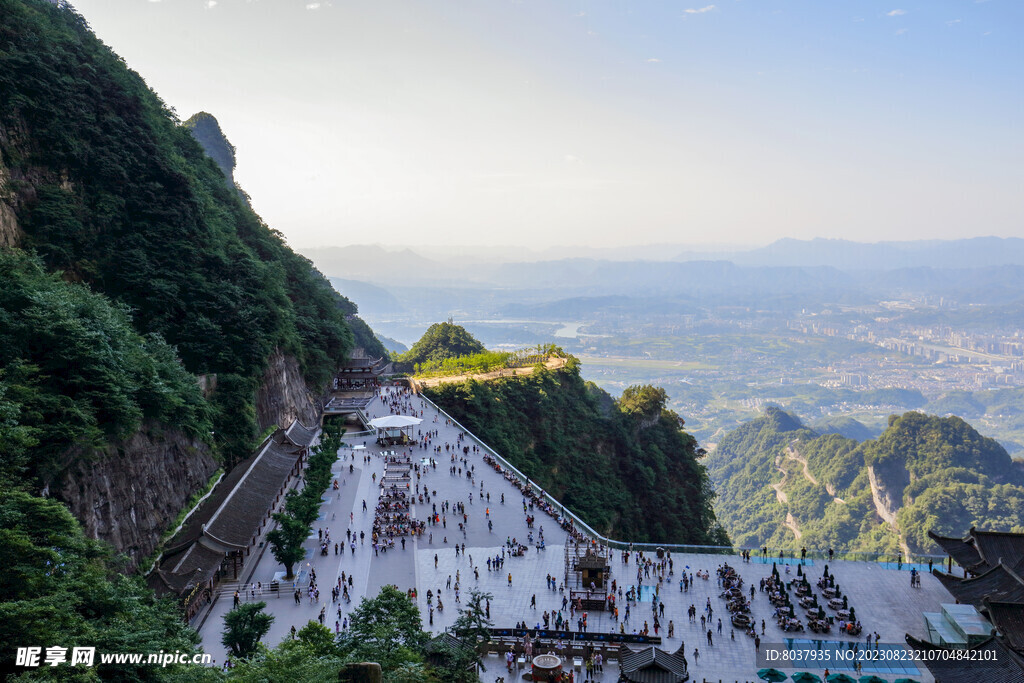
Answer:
[223,585,479,682]
[0,3,389,679]
[397,322,485,369]
[425,361,728,545]
[222,602,274,660]
[705,407,1024,555]
[415,350,516,377]
[0,490,207,680]
[0,0,378,465]
[0,251,211,485]
[267,426,342,578]
[413,344,564,378]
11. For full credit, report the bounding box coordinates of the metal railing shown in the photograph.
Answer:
[417,393,949,567]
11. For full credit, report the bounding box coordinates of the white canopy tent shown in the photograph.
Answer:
[368,415,423,444]
[368,415,423,429]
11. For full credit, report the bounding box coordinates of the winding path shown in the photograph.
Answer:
[784,442,845,504]
[771,455,803,540]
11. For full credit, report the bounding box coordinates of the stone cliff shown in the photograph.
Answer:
[868,458,912,556]
[53,350,324,572]
[0,144,25,247]
[255,350,322,431]
[54,426,218,571]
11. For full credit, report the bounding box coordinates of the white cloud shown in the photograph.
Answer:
[306,2,321,8]
[895,28,908,35]
[564,154,583,165]
[205,0,217,8]
[575,11,586,18]
[946,19,961,26]
[683,5,715,15]
[646,58,661,63]
[886,9,906,16]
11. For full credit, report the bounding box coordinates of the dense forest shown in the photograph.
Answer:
[0,0,383,469]
[425,361,729,545]
[0,0,384,676]
[705,406,1024,556]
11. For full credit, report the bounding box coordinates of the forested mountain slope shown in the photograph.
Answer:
[0,0,385,470]
[706,406,1024,555]
[0,2,382,670]
[425,361,728,545]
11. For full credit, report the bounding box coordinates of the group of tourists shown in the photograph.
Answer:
[481,453,587,543]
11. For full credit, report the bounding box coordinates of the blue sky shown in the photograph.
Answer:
[72,0,1023,249]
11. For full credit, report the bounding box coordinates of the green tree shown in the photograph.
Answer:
[0,488,203,679]
[222,601,274,659]
[338,585,430,672]
[266,513,308,580]
[618,384,669,418]
[448,589,494,681]
[295,621,338,657]
[399,322,485,368]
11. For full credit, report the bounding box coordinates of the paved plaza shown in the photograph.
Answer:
[196,389,953,682]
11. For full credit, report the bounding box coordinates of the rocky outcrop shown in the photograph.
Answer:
[182,112,236,188]
[255,350,321,431]
[54,426,218,571]
[867,459,910,527]
[0,147,24,247]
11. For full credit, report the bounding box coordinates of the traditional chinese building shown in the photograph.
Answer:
[149,420,315,621]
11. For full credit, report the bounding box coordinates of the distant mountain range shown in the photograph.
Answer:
[301,237,1024,279]
[301,239,1024,308]
[714,237,1024,270]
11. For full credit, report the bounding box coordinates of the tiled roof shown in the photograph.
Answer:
[986,600,1024,653]
[153,431,301,596]
[618,645,688,683]
[929,530,984,570]
[906,634,1024,683]
[973,530,1024,570]
[934,561,1024,609]
[929,528,1024,576]
[201,439,298,549]
[284,420,317,448]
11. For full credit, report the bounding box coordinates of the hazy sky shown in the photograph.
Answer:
[72,0,1022,249]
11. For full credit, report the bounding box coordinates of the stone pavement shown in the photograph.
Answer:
[197,388,949,682]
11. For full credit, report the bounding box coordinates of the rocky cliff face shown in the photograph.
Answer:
[255,350,322,431]
[52,351,323,572]
[0,147,24,247]
[54,426,218,571]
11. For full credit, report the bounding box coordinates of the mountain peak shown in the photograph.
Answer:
[183,112,237,188]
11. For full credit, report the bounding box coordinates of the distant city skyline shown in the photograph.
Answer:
[73,0,1023,249]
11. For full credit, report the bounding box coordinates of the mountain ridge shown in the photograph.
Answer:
[706,407,1024,555]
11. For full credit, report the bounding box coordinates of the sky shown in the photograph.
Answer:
[71,0,1023,250]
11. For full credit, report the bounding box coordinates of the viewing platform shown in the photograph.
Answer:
[192,386,996,681]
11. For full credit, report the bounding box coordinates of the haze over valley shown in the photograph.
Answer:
[316,239,1024,454]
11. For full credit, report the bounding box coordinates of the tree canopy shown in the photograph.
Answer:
[426,364,727,545]
[399,323,485,368]
[0,0,375,465]
[705,407,1024,554]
